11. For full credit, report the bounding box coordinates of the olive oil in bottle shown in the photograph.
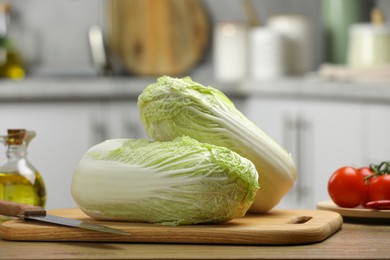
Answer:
[0,171,45,205]
[0,129,46,207]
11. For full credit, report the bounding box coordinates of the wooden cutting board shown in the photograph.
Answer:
[0,208,342,245]
[107,0,210,76]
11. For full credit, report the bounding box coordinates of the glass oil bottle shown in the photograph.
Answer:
[0,3,25,80]
[0,129,46,208]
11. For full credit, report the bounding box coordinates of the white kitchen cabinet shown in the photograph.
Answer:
[105,101,148,140]
[0,101,105,209]
[361,103,390,165]
[245,97,363,209]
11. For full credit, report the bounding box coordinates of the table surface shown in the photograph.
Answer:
[0,220,389,260]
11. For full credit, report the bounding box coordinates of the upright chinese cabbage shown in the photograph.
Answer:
[138,76,297,213]
[71,136,259,225]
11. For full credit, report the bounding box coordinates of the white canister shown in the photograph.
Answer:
[267,15,312,75]
[213,22,247,82]
[249,27,286,80]
[347,23,390,68]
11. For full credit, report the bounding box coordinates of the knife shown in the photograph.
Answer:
[0,200,128,235]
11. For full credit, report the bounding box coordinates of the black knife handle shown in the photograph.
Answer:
[0,200,46,217]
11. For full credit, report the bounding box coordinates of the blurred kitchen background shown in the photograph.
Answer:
[1,0,390,210]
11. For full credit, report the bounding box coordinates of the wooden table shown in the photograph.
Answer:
[0,221,389,260]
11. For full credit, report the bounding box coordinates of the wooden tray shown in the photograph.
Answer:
[317,200,390,220]
[0,208,342,245]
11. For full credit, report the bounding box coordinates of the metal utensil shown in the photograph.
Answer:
[88,25,111,75]
[0,200,128,235]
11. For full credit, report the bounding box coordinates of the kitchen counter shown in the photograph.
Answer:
[1,76,390,103]
[0,221,389,260]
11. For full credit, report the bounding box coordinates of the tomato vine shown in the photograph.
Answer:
[365,161,390,181]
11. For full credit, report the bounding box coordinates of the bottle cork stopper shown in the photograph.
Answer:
[7,129,26,145]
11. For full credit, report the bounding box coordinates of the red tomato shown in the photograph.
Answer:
[358,166,374,206]
[328,166,367,208]
[358,166,374,179]
[368,175,390,201]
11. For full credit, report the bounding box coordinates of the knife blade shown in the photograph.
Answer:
[0,200,128,235]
